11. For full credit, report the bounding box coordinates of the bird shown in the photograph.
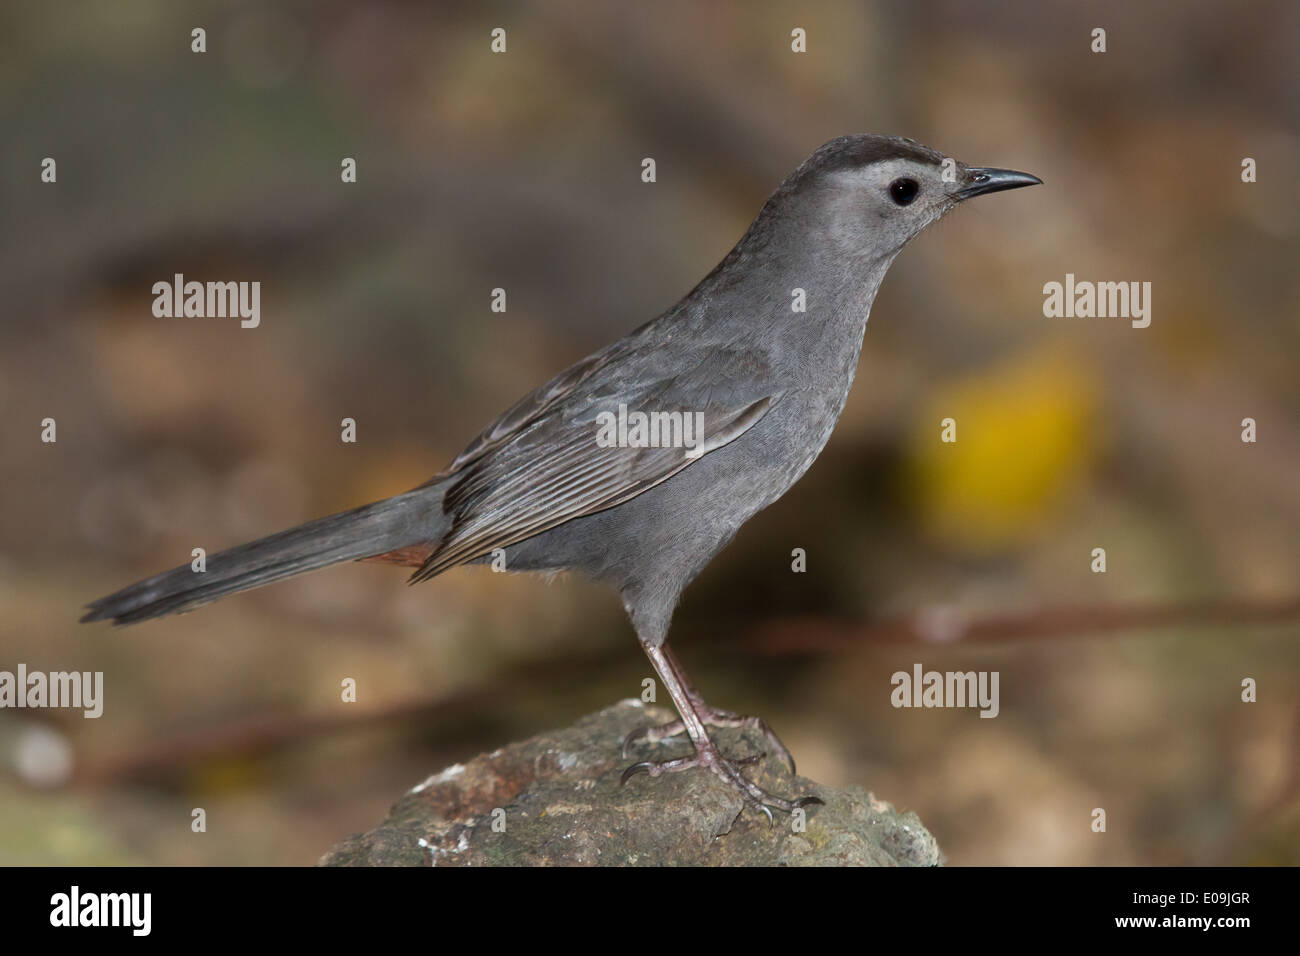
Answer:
[82,135,1041,818]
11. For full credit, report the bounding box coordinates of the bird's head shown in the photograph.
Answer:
[778,134,1041,259]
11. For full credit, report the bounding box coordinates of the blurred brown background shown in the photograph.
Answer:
[2,0,1298,865]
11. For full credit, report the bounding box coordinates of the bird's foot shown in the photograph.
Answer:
[622,705,797,775]
[624,646,820,819]
[619,739,822,822]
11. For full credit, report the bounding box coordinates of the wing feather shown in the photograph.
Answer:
[409,395,773,582]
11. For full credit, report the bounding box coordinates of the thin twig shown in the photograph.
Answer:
[742,596,1300,654]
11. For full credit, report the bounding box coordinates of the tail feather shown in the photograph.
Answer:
[81,488,444,625]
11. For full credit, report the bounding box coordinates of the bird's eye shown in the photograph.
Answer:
[889,178,919,206]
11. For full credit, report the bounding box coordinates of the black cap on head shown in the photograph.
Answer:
[806,135,946,174]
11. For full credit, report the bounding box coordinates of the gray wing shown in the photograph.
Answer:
[411,337,777,582]
[426,346,619,481]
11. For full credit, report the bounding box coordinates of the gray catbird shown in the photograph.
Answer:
[83,135,1040,816]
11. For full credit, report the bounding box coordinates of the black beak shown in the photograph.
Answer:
[955,167,1042,201]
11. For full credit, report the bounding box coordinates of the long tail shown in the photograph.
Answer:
[81,487,446,626]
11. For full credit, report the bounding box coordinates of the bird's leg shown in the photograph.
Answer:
[622,646,797,773]
[620,642,821,818]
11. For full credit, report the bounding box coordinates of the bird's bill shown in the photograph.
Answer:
[955,167,1043,200]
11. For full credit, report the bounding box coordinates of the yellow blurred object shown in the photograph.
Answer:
[190,756,264,797]
[904,346,1098,551]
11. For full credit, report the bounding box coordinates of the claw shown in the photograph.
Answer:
[794,795,824,811]
[621,726,649,759]
[618,743,808,818]
[621,708,796,778]
[620,761,654,786]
